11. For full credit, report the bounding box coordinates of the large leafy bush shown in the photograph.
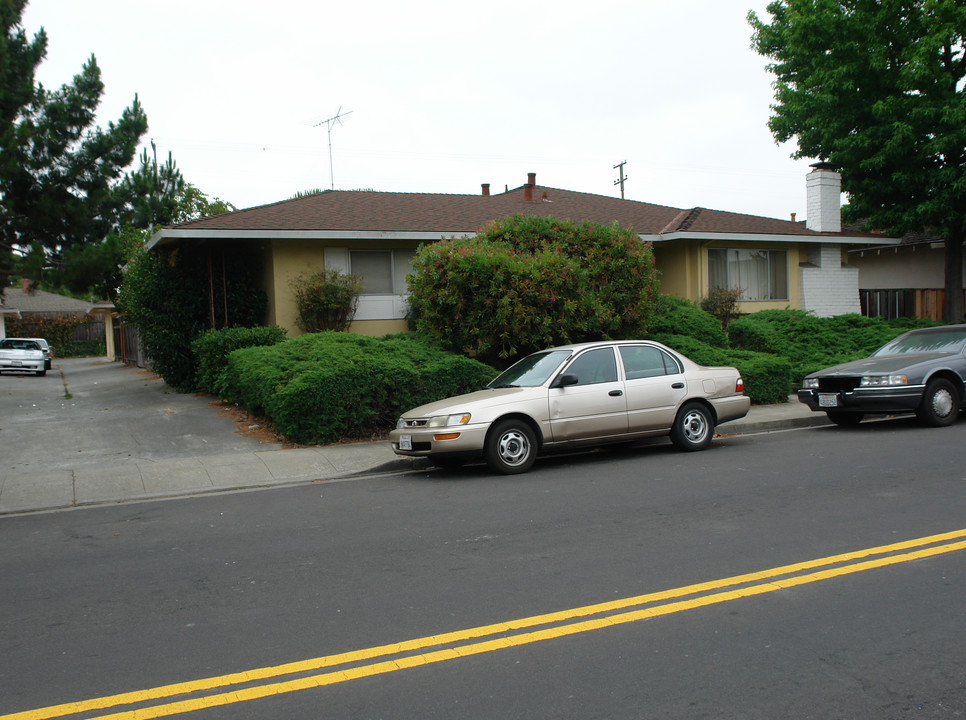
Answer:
[407,215,659,366]
[118,243,267,390]
[222,332,498,444]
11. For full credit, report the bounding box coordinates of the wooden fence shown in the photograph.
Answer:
[860,289,965,321]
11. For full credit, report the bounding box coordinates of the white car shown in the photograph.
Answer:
[390,340,750,474]
[0,338,47,376]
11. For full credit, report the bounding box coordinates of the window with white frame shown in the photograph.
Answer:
[349,250,415,295]
[708,248,788,301]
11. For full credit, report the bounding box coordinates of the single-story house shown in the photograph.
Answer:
[147,165,896,336]
[0,282,116,358]
[849,230,966,321]
[1,282,94,339]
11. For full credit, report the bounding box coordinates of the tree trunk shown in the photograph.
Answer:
[944,228,964,323]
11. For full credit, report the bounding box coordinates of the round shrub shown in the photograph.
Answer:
[407,215,659,366]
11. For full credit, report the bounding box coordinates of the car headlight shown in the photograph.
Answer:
[860,374,908,387]
[396,417,405,429]
[428,413,471,427]
[802,378,819,389]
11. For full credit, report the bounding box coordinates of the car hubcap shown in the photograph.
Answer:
[682,411,708,444]
[932,388,954,417]
[498,430,530,466]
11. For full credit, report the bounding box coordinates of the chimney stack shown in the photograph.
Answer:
[806,162,841,233]
[523,172,536,202]
[481,183,490,196]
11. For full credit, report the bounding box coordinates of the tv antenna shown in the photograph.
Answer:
[613,160,628,199]
[314,107,353,190]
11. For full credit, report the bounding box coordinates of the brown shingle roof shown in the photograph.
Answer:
[162,181,882,240]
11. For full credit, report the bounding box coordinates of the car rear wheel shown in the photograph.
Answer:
[916,378,960,427]
[826,411,863,426]
[484,419,537,474]
[35,369,46,377]
[669,402,713,452]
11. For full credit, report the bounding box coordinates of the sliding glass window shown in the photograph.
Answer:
[708,248,787,301]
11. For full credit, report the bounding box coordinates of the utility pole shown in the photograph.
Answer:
[613,160,628,199]
[314,107,353,190]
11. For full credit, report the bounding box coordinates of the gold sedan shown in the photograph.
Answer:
[390,340,750,474]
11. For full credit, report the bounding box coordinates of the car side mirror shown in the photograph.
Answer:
[551,373,579,389]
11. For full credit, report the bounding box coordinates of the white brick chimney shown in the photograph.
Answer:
[806,162,841,233]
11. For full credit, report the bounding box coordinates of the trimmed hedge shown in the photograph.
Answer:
[192,325,289,396]
[649,295,728,348]
[223,332,498,444]
[728,310,939,382]
[652,333,792,405]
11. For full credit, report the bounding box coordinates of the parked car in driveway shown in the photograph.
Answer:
[389,340,750,474]
[798,324,966,427]
[0,338,46,376]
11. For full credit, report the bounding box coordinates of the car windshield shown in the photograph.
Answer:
[871,328,966,357]
[487,350,572,388]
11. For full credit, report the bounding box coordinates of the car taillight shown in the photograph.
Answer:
[736,377,744,393]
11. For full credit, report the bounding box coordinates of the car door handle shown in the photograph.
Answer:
[609,390,623,397]
[671,382,685,389]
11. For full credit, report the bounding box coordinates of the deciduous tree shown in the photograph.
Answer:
[750,0,966,321]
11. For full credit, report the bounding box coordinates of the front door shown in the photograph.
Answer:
[549,347,628,441]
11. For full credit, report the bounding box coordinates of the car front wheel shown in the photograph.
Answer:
[484,419,537,474]
[916,378,960,427]
[669,402,713,452]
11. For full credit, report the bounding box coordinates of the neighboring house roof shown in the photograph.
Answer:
[844,224,942,254]
[148,179,895,249]
[1,288,93,315]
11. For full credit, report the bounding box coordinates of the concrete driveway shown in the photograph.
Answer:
[0,358,409,514]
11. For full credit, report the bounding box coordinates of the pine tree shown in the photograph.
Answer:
[0,0,148,290]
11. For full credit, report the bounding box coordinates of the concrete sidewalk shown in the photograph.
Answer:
[0,358,829,515]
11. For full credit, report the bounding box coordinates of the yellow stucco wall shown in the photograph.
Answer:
[262,240,327,335]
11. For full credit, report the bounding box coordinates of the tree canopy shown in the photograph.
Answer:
[749,0,966,321]
[0,0,165,297]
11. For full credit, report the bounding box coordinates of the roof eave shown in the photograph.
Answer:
[640,231,900,246]
[145,228,477,251]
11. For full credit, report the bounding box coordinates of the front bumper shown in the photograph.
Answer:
[797,385,924,414]
[389,423,490,459]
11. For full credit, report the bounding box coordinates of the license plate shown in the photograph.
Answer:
[12,361,22,366]
[399,434,412,451]
[818,393,839,408]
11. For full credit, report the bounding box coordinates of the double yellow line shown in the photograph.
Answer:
[7,528,966,720]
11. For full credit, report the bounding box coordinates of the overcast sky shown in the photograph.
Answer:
[20,0,817,221]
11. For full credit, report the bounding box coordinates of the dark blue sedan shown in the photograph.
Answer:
[798,324,966,427]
